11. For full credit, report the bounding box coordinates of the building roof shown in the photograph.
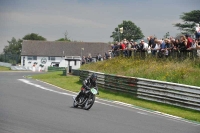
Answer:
[21,40,110,57]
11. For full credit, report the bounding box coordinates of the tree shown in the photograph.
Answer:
[110,20,144,42]
[3,37,22,55]
[23,33,46,40]
[56,38,71,42]
[174,10,200,34]
[56,30,71,42]
[2,37,22,64]
[163,32,170,39]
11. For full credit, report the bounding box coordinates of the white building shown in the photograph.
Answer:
[21,40,110,71]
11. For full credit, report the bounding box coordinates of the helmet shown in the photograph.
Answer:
[90,73,97,82]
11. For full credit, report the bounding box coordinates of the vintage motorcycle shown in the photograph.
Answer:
[73,87,98,110]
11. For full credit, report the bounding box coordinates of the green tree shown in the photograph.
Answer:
[3,37,22,55]
[56,38,71,42]
[174,10,200,34]
[23,33,46,40]
[110,20,144,42]
[56,30,71,42]
[2,37,22,64]
[163,32,170,39]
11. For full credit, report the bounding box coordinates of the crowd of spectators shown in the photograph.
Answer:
[81,23,200,65]
[81,52,112,65]
[111,34,200,59]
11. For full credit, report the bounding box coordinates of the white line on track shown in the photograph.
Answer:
[18,79,200,126]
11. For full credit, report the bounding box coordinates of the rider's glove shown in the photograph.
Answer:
[85,86,89,90]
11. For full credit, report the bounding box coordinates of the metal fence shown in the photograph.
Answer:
[75,69,200,111]
[48,67,66,72]
[112,49,199,59]
[0,62,12,67]
[0,54,21,65]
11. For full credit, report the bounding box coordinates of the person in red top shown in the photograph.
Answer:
[185,34,192,49]
[121,42,126,50]
[120,39,127,56]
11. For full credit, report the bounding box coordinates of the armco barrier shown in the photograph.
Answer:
[0,62,12,67]
[78,70,200,111]
[71,69,80,76]
[48,67,66,72]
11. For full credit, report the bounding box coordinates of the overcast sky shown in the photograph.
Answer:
[0,0,199,52]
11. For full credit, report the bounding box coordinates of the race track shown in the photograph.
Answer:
[0,72,199,133]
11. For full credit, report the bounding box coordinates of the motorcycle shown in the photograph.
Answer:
[73,87,98,110]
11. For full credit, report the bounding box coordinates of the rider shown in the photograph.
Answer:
[73,73,98,103]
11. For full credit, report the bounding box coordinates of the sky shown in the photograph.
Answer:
[0,0,199,53]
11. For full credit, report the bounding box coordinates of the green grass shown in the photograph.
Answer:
[81,56,200,87]
[0,66,10,71]
[31,71,200,122]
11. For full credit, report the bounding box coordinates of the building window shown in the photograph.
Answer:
[66,56,72,59]
[48,57,55,61]
[27,56,37,60]
[33,56,37,60]
[27,56,32,60]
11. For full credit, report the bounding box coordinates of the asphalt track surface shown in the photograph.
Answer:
[0,72,199,133]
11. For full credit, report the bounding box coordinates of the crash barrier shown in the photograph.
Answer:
[0,54,20,64]
[0,62,12,67]
[78,70,200,111]
[71,69,80,76]
[48,67,66,72]
[10,66,29,71]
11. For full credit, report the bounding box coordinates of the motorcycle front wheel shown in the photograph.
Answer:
[84,95,95,110]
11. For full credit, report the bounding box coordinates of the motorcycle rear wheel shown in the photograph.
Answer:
[73,100,78,108]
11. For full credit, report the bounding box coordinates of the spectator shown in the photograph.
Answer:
[127,41,132,57]
[120,40,127,56]
[179,35,188,59]
[165,39,172,57]
[113,41,119,57]
[82,56,86,65]
[195,24,200,39]
[185,34,193,50]
[87,54,92,62]
[136,41,143,52]
[136,41,145,59]
[141,40,148,57]
[171,39,178,58]
[173,39,180,50]
[187,39,198,58]
[141,40,148,50]
[110,44,114,50]
[96,53,102,61]
[153,40,161,57]
[148,36,155,48]
[131,42,137,56]
[196,39,200,57]
[159,39,166,57]
[105,51,111,59]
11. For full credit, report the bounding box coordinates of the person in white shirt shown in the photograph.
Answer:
[152,40,161,57]
[141,40,148,50]
[195,23,200,39]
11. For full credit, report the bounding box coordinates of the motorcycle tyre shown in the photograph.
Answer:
[73,100,78,108]
[84,95,95,110]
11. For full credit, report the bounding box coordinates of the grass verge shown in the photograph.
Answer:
[31,71,200,122]
[81,57,200,87]
[0,66,10,71]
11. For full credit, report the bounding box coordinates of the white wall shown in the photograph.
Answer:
[21,56,81,70]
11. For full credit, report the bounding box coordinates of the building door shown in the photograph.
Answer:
[23,56,25,66]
